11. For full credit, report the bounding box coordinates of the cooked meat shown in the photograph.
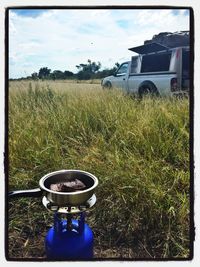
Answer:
[50,179,86,192]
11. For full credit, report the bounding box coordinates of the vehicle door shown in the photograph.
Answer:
[112,62,129,90]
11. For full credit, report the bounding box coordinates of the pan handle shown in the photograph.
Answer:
[8,188,43,198]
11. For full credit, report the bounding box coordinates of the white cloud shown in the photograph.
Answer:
[135,9,189,30]
[9,9,190,78]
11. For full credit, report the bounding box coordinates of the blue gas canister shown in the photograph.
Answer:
[45,212,94,260]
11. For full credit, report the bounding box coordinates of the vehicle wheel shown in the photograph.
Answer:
[138,82,159,98]
[103,81,112,89]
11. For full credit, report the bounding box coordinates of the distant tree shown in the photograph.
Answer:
[52,70,65,80]
[63,70,74,78]
[76,60,101,80]
[14,61,120,81]
[48,70,74,80]
[31,72,38,80]
[76,70,91,80]
[114,62,120,69]
[109,62,120,74]
[94,62,120,78]
[49,72,56,81]
[38,67,51,79]
[87,59,101,73]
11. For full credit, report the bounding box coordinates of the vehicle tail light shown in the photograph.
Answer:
[171,78,178,92]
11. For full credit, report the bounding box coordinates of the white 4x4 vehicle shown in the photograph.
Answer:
[102,43,190,97]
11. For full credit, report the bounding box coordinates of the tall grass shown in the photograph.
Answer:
[8,81,190,259]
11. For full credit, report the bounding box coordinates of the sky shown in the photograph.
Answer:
[9,8,190,79]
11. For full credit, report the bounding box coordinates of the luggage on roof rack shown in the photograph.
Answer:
[144,31,190,48]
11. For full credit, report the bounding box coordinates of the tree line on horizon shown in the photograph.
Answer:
[10,60,120,81]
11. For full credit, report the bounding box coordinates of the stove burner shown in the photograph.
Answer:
[42,194,97,214]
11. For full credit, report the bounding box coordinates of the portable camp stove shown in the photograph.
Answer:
[9,170,98,260]
[42,194,97,260]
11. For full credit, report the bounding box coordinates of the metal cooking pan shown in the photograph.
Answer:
[8,170,98,206]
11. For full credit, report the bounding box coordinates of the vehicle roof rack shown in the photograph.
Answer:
[129,42,169,55]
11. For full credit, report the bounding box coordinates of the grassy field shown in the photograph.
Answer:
[7,80,190,259]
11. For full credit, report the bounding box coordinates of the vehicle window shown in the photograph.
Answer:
[141,52,171,73]
[182,50,190,78]
[131,56,138,73]
[116,63,129,76]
